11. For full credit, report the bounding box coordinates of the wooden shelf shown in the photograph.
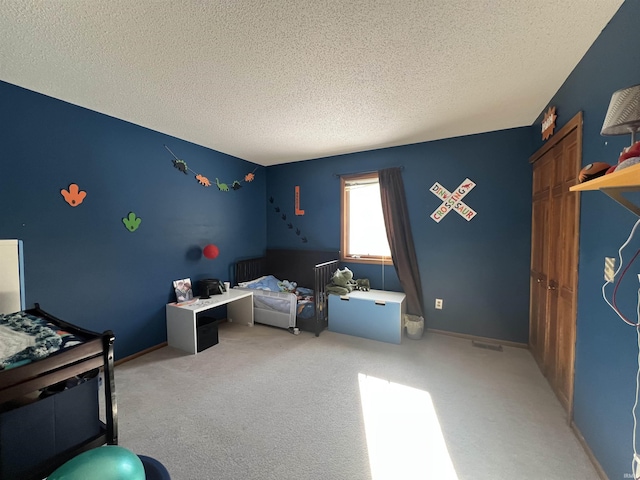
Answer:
[570,161,640,191]
[570,161,640,215]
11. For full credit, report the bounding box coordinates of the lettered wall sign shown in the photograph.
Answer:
[542,106,557,141]
[430,178,477,223]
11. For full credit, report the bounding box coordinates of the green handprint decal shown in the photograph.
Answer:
[122,212,142,232]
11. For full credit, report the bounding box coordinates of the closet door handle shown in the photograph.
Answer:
[547,285,556,290]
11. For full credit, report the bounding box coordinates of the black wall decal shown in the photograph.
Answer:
[268,195,308,243]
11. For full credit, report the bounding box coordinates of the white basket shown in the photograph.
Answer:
[404,314,424,340]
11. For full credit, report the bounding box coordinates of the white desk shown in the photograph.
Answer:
[166,289,254,354]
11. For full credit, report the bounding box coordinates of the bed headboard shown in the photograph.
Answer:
[235,256,267,285]
[267,249,338,289]
[235,249,339,288]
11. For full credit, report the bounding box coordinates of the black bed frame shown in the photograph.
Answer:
[0,303,117,480]
[235,249,339,336]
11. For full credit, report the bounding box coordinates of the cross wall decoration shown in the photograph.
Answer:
[430,178,477,223]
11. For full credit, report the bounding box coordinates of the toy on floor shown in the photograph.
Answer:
[47,446,145,480]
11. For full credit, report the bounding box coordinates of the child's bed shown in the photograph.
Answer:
[234,249,339,336]
[0,303,117,480]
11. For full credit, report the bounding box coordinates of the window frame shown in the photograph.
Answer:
[340,172,393,265]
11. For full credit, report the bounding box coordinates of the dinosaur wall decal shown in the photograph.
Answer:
[215,178,229,191]
[269,196,308,243]
[165,145,257,192]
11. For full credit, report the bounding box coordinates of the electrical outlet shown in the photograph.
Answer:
[604,257,616,282]
[435,298,443,310]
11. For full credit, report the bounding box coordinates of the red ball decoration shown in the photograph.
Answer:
[203,244,219,259]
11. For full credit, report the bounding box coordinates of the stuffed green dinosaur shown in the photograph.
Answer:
[326,267,357,295]
[326,268,372,295]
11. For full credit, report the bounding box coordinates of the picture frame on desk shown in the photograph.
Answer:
[173,278,193,302]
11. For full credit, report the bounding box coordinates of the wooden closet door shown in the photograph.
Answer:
[546,146,564,383]
[551,128,580,410]
[530,154,553,371]
[529,113,581,416]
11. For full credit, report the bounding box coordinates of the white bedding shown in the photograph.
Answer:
[0,323,35,361]
[238,275,297,314]
[234,286,297,329]
[236,274,317,330]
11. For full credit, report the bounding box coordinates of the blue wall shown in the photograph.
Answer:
[267,127,533,343]
[530,0,640,477]
[3,1,636,471]
[0,81,266,359]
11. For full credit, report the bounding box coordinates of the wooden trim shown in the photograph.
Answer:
[568,115,582,423]
[342,256,393,265]
[340,171,394,265]
[427,328,529,349]
[0,356,104,404]
[115,342,167,366]
[340,175,348,260]
[570,421,609,480]
[529,111,583,164]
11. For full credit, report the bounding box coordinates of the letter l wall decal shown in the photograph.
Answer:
[295,185,305,216]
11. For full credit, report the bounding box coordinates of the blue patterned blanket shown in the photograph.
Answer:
[0,311,85,370]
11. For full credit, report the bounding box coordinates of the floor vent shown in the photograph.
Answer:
[472,340,503,352]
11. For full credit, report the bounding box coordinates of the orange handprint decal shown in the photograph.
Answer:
[61,183,87,207]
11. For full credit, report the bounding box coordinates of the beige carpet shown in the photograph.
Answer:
[113,322,599,480]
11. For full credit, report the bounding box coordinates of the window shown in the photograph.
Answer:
[341,172,392,264]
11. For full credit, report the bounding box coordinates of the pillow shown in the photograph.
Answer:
[238,275,281,291]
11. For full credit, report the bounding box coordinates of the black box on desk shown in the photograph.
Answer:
[196,316,219,352]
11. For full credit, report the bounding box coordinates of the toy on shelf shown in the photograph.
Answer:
[577,141,640,184]
[578,162,611,183]
[606,140,640,174]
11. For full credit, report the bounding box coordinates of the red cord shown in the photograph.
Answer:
[612,248,640,326]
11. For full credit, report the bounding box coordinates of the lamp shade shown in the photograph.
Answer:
[601,84,640,138]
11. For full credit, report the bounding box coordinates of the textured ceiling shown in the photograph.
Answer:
[0,1,624,166]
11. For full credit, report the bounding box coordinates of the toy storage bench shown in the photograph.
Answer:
[328,289,406,344]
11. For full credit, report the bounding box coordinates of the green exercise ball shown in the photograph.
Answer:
[47,446,145,480]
